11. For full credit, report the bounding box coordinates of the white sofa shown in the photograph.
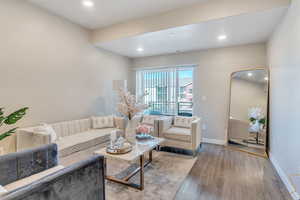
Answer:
[17,117,125,157]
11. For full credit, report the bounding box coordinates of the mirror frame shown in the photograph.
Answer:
[227,67,270,158]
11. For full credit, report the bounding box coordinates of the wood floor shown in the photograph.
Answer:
[174,144,291,200]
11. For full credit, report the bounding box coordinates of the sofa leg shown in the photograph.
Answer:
[193,150,197,157]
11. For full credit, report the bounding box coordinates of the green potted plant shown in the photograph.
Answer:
[0,107,29,154]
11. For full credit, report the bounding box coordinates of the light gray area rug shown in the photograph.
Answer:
[61,144,196,200]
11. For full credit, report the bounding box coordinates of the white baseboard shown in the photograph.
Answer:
[203,138,226,145]
[269,153,300,200]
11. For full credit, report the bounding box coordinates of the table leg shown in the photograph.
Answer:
[105,152,152,191]
[104,157,107,177]
[140,154,144,190]
[149,150,153,162]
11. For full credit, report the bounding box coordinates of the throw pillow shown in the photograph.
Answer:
[92,116,114,129]
[174,116,197,128]
[34,123,57,143]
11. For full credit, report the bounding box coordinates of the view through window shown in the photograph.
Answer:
[136,66,194,116]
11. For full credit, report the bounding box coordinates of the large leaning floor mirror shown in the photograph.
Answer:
[228,68,269,157]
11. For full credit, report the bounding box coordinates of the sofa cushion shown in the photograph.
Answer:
[163,127,191,142]
[56,128,119,157]
[92,116,114,129]
[174,116,196,128]
[51,118,91,138]
[4,165,64,192]
[142,115,158,125]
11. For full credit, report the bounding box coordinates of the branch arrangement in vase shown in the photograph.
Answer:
[0,107,29,141]
[116,89,148,120]
[248,107,266,132]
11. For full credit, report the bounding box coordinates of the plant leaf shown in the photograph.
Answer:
[0,127,17,141]
[4,107,29,125]
[0,108,5,126]
[259,118,266,125]
[249,117,257,122]
[0,116,4,125]
[0,108,4,116]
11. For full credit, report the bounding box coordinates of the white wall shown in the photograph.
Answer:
[132,43,267,144]
[268,0,300,199]
[0,0,131,152]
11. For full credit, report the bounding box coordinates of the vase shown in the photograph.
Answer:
[125,119,137,145]
[260,124,265,131]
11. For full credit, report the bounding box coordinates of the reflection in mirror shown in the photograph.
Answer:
[228,69,269,157]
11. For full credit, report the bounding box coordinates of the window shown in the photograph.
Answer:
[136,66,194,116]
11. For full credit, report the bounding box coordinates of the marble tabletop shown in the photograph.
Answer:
[94,137,165,162]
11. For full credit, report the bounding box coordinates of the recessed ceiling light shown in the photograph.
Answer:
[137,48,144,52]
[218,35,227,41]
[264,77,269,81]
[248,72,253,77]
[82,0,94,7]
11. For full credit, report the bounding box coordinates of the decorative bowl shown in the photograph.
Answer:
[106,142,132,155]
[136,133,154,140]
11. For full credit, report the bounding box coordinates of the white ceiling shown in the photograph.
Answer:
[97,7,287,58]
[28,0,205,29]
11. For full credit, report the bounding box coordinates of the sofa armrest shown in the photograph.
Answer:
[158,116,173,135]
[2,155,105,200]
[17,129,51,152]
[114,117,126,130]
[4,165,65,192]
[191,118,202,150]
[151,120,159,137]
